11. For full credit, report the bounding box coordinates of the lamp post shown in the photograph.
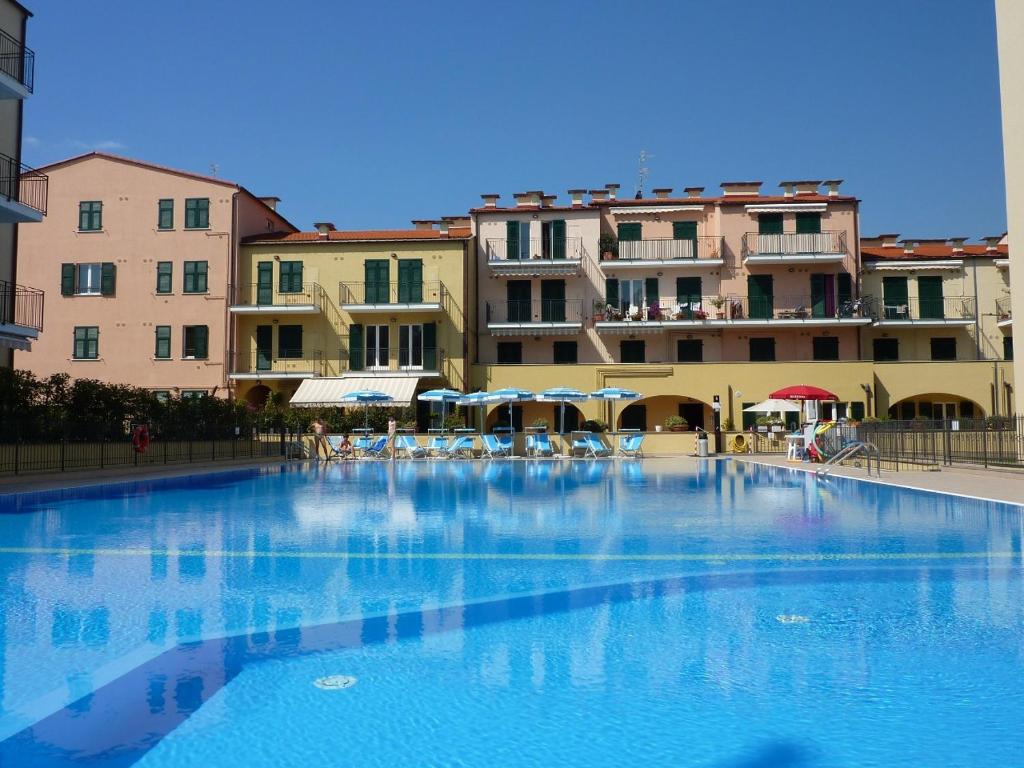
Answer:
[712,396,722,453]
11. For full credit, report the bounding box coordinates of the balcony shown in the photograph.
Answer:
[485,238,585,276]
[0,280,43,351]
[339,281,446,313]
[228,349,325,380]
[0,152,46,223]
[741,231,847,264]
[996,297,1012,329]
[339,346,444,377]
[486,299,584,335]
[0,28,34,99]
[870,296,976,327]
[228,282,324,314]
[594,294,871,332]
[602,236,724,269]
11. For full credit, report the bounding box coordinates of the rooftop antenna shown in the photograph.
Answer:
[209,163,219,177]
[636,150,652,198]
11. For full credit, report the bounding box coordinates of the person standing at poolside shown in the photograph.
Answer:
[311,417,328,461]
[387,417,397,460]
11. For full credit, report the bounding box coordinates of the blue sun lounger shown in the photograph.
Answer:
[440,435,475,459]
[427,436,449,457]
[526,433,554,457]
[352,436,373,457]
[481,434,511,458]
[394,434,427,458]
[574,431,611,458]
[362,435,389,459]
[617,434,645,458]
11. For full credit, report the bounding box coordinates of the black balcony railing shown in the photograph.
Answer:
[742,231,846,257]
[229,282,324,307]
[0,280,43,331]
[869,295,976,322]
[720,294,869,321]
[612,236,722,262]
[339,346,443,373]
[231,349,324,375]
[486,299,584,324]
[0,27,34,93]
[338,280,446,305]
[996,296,1012,321]
[486,238,585,262]
[0,152,46,215]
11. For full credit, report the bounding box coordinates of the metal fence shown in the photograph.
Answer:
[0,432,291,476]
[0,27,33,92]
[858,417,1024,469]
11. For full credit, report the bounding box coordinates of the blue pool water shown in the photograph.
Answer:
[0,458,1021,766]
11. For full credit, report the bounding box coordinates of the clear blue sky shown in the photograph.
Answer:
[23,0,1006,238]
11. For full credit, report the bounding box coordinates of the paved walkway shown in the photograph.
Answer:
[738,454,1024,506]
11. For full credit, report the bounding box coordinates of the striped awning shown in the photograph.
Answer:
[0,331,32,351]
[290,377,419,407]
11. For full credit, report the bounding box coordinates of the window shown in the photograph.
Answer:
[76,263,102,295]
[365,324,389,369]
[154,326,171,359]
[78,201,102,231]
[677,339,703,362]
[795,212,821,234]
[749,338,775,362]
[1005,336,1014,361]
[850,401,866,421]
[279,262,303,293]
[873,338,899,361]
[364,259,391,303]
[620,403,647,431]
[184,198,209,229]
[152,390,171,403]
[758,213,783,235]
[182,325,209,359]
[397,259,423,302]
[496,341,522,364]
[61,263,115,296]
[277,325,302,358]
[553,341,577,364]
[73,326,99,359]
[505,221,533,260]
[930,337,957,361]
[613,278,645,314]
[620,340,646,363]
[156,262,172,294]
[158,199,174,230]
[181,390,207,400]
[917,276,945,319]
[617,222,642,241]
[399,324,423,368]
[812,336,839,361]
[183,261,208,293]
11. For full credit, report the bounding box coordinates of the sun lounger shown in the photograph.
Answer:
[440,435,475,459]
[617,433,645,458]
[361,435,389,459]
[481,433,511,459]
[527,433,554,457]
[577,432,611,458]
[325,435,354,460]
[427,436,449,457]
[394,434,427,458]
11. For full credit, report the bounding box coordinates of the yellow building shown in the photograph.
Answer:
[230,220,473,426]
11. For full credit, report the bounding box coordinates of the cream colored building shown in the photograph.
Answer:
[14,153,294,395]
[0,0,45,363]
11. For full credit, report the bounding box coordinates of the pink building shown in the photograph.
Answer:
[14,153,295,396]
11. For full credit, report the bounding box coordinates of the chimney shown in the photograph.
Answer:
[793,180,823,196]
[439,220,450,238]
[652,187,672,199]
[684,186,704,199]
[527,190,544,206]
[411,219,436,231]
[720,181,762,196]
[605,183,620,201]
[258,196,281,211]
[541,194,557,208]
[314,222,336,238]
[947,237,968,253]
[443,215,470,228]
[824,179,843,197]
[868,233,901,248]
[901,239,917,255]
[590,188,609,202]
[779,182,795,198]
[513,192,533,207]
[984,236,1002,252]
[480,193,500,208]
[568,188,587,207]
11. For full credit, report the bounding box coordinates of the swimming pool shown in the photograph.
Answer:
[0,458,1021,766]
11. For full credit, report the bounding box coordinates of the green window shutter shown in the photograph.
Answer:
[795,213,821,234]
[837,273,852,306]
[155,326,171,359]
[810,274,827,318]
[675,277,702,317]
[279,262,303,293]
[78,203,88,231]
[158,199,174,229]
[605,278,619,308]
[423,321,437,369]
[617,223,641,241]
[79,201,101,231]
[256,261,273,303]
[185,198,210,229]
[551,219,567,259]
[73,326,85,358]
[540,279,566,322]
[256,325,273,370]
[195,326,208,359]
[758,214,783,235]
[100,263,116,296]
[747,275,774,319]
[364,260,390,303]
[197,262,208,292]
[882,276,909,319]
[645,277,659,305]
[61,264,75,296]
[348,324,364,371]
[397,260,423,303]
[850,401,865,420]
[672,221,698,258]
[156,262,172,293]
[918,276,944,319]
[506,221,520,260]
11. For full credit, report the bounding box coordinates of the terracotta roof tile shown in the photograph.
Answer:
[242,228,472,245]
[861,244,1009,260]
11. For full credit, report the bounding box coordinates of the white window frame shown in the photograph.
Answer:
[76,263,102,295]
[618,278,645,312]
[365,324,389,370]
[398,324,423,370]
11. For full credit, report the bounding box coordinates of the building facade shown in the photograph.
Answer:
[13,152,294,396]
[0,0,45,363]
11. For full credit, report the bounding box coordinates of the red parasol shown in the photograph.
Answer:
[769,385,839,401]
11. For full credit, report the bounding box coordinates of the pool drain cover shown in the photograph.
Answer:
[314,675,357,690]
[776,615,809,624]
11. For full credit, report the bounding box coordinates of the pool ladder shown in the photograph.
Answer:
[816,441,881,477]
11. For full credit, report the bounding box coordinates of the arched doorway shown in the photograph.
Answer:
[245,384,272,409]
[484,401,585,433]
[887,394,984,421]
[618,395,710,431]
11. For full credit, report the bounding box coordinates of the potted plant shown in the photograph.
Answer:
[756,415,785,432]
[530,417,549,432]
[722,417,734,431]
[665,415,689,432]
[599,233,618,260]
[710,295,726,319]
[648,300,661,320]
[592,299,605,323]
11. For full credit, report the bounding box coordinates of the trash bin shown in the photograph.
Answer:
[697,434,709,457]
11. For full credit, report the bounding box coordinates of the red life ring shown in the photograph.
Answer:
[132,424,150,453]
